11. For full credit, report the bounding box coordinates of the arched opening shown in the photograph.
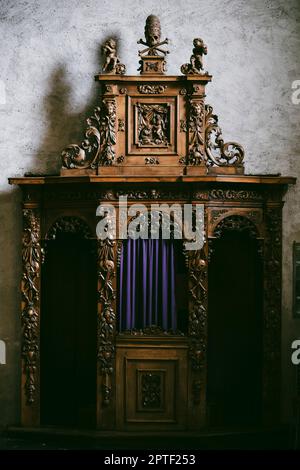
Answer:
[207,216,263,427]
[40,218,97,427]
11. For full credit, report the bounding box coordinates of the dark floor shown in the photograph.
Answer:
[0,426,296,450]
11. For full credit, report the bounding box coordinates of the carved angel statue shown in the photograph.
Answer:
[102,38,126,75]
[181,38,208,75]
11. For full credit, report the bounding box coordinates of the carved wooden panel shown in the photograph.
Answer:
[116,342,188,430]
[127,96,178,156]
[21,208,41,426]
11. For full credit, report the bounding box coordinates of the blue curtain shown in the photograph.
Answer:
[118,239,177,330]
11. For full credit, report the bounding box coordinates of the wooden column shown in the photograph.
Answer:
[21,193,41,426]
[187,242,208,429]
[262,202,283,424]
[96,237,117,429]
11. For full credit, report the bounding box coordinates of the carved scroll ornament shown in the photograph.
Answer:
[62,99,116,169]
[204,104,244,167]
[21,209,40,405]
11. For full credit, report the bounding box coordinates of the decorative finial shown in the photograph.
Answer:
[102,38,126,75]
[181,38,208,75]
[137,15,169,74]
[138,15,169,56]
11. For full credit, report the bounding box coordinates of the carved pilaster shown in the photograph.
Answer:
[262,205,282,424]
[21,208,41,425]
[97,238,117,428]
[187,244,208,427]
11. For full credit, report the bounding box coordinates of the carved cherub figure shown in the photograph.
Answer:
[102,38,126,75]
[181,38,208,75]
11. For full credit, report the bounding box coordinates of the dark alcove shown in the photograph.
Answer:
[40,232,97,427]
[208,230,263,427]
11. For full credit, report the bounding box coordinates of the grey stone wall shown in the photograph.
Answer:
[0,0,299,427]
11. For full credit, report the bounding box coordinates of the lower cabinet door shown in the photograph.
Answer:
[116,341,188,431]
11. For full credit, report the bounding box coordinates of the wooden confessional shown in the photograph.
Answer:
[9,15,296,433]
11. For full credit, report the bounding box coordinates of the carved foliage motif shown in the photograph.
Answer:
[118,326,184,336]
[138,85,167,94]
[187,247,208,403]
[263,207,282,404]
[46,216,92,239]
[205,104,244,167]
[97,238,116,405]
[137,103,169,146]
[21,209,40,405]
[141,372,162,408]
[62,99,116,169]
[213,214,259,239]
[209,189,262,200]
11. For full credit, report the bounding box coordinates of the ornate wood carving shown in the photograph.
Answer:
[21,209,41,406]
[204,104,244,168]
[136,103,169,146]
[97,238,116,406]
[187,100,205,165]
[118,118,125,132]
[61,98,116,169]
[118,326,184,336]
[181,38,208,75]
[212,214,259,239]
[138,85,167,94]
[263,206,282,422]
[187,247,208,408]
[208,189,262,200]
[46,216,92,239]
[39,188,263,201]
[141,372,162,408]
[102,38,126,75]
[145,157,159,165]
[137,15,169,74]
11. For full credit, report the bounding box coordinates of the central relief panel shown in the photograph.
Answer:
[127,96,178,156]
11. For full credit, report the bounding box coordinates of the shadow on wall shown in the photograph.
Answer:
[0,36,122,428]
[0,187,22,427]
[33,35,121,174]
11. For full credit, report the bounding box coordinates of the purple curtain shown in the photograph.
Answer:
[118,239,177,331]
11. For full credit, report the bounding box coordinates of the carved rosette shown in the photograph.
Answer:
[21,209,41,405]
[263,207,282,420]
[97,238,116,406]
[187,247,208,405]
[204,104,244,167]
[61,98,117,169]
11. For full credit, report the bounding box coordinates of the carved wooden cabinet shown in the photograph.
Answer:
[9,16,296,433]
